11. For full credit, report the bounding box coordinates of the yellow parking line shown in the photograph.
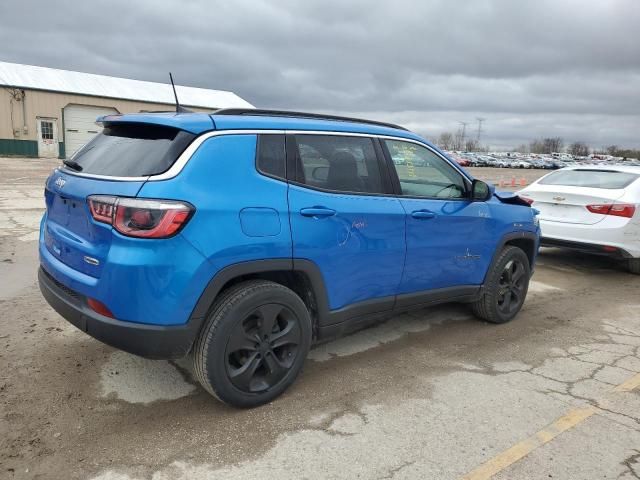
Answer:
[460,406,597,480]
[460,371,640,480]
[613,372,640,392]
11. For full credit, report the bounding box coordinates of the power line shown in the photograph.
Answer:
[458,121,468,147]
[476,117,485,142]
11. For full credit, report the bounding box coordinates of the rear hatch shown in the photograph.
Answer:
[521,169,638,225]
[44,122,195,278]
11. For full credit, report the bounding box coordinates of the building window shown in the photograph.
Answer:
[41,121,54,140]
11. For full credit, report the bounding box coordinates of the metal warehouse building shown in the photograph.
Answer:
[0,61,253,159]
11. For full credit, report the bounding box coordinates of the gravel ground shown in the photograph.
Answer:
[1,158,639,480]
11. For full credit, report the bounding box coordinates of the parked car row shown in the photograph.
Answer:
[448,152,640,170]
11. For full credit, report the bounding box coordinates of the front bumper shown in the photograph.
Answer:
[38,267,203,359]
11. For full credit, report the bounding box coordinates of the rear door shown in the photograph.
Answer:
[43,122,195,278]
[286,133,405,314]
[381,139,495,294]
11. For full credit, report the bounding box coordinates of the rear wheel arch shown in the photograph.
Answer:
[190,259,329,339]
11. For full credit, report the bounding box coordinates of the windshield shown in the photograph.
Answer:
[67,123,195,177]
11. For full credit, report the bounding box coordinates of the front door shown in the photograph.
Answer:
[382,138,495,294]
[37,118,58,158]
[287,133,405,316]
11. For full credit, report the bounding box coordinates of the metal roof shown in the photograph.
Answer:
[0,61,254,109]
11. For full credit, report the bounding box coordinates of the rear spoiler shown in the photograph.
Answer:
[494,190,533,207]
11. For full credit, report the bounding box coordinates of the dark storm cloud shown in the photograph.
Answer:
[1,0,639,148]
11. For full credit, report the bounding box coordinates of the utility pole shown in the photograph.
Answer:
[458,121,468,149]
[476,117,485,143]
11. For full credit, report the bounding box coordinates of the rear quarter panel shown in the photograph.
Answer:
[138,133,292,279]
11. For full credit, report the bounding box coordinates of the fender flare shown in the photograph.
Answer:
[483,231,539,283]
[189,258,330,322]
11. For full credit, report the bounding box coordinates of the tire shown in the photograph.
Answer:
[472,246,531,324]
[628,259,640,275]
[193,280,312,408]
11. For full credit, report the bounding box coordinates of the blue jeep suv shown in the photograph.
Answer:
[38,109,539,407]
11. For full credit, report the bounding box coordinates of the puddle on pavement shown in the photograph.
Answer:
[100,351,197,404]
[528,280,562,294]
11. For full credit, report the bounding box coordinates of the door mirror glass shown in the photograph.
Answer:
[471,180,493,201]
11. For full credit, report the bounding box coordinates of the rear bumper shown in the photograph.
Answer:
[540,237,633,258]
[539,217,640,258]
[38,267,203,359]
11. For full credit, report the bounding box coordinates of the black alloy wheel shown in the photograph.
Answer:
[225,303,302,393]
[496,259,527,316]
[471,245,531,324]
[194,280,312,408]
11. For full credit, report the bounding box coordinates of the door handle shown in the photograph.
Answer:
[411,209,436,219]
[300,207,336,218]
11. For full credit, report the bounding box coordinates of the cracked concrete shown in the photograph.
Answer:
[1,158,639,480]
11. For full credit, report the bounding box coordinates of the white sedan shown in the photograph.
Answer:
[519,166,640,274]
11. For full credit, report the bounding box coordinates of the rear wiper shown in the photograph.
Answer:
[63,159,83,172]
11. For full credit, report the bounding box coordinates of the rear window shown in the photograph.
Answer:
[67,123,195,177]
[539,169,639,189]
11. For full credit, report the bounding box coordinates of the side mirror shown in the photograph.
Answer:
[471,179,493,202]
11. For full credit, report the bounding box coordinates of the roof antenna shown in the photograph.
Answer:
[169,72,192,113]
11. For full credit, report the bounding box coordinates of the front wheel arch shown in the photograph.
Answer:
[473,245,531,324]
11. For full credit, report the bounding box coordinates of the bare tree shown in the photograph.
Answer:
[529,139,545,154]
[453,127,465,151]
[606,145,619,156]
[543,137,564,154]
[465,139,479,152]
[515,143,529,154]
[437,132,454,150]
[568,141,589,157]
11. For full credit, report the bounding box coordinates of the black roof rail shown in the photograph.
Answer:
[212,108,409,131]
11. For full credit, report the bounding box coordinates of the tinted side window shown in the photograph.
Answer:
[384,140,467,198]
[293,135,385,194]
[256,134,286,180]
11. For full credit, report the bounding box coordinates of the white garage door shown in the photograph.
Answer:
[63,105,118,158]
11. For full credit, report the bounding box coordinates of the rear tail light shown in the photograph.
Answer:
[88,195,194,238]
[586,203,636,218]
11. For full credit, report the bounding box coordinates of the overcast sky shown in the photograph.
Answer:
[1,0,638,149]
